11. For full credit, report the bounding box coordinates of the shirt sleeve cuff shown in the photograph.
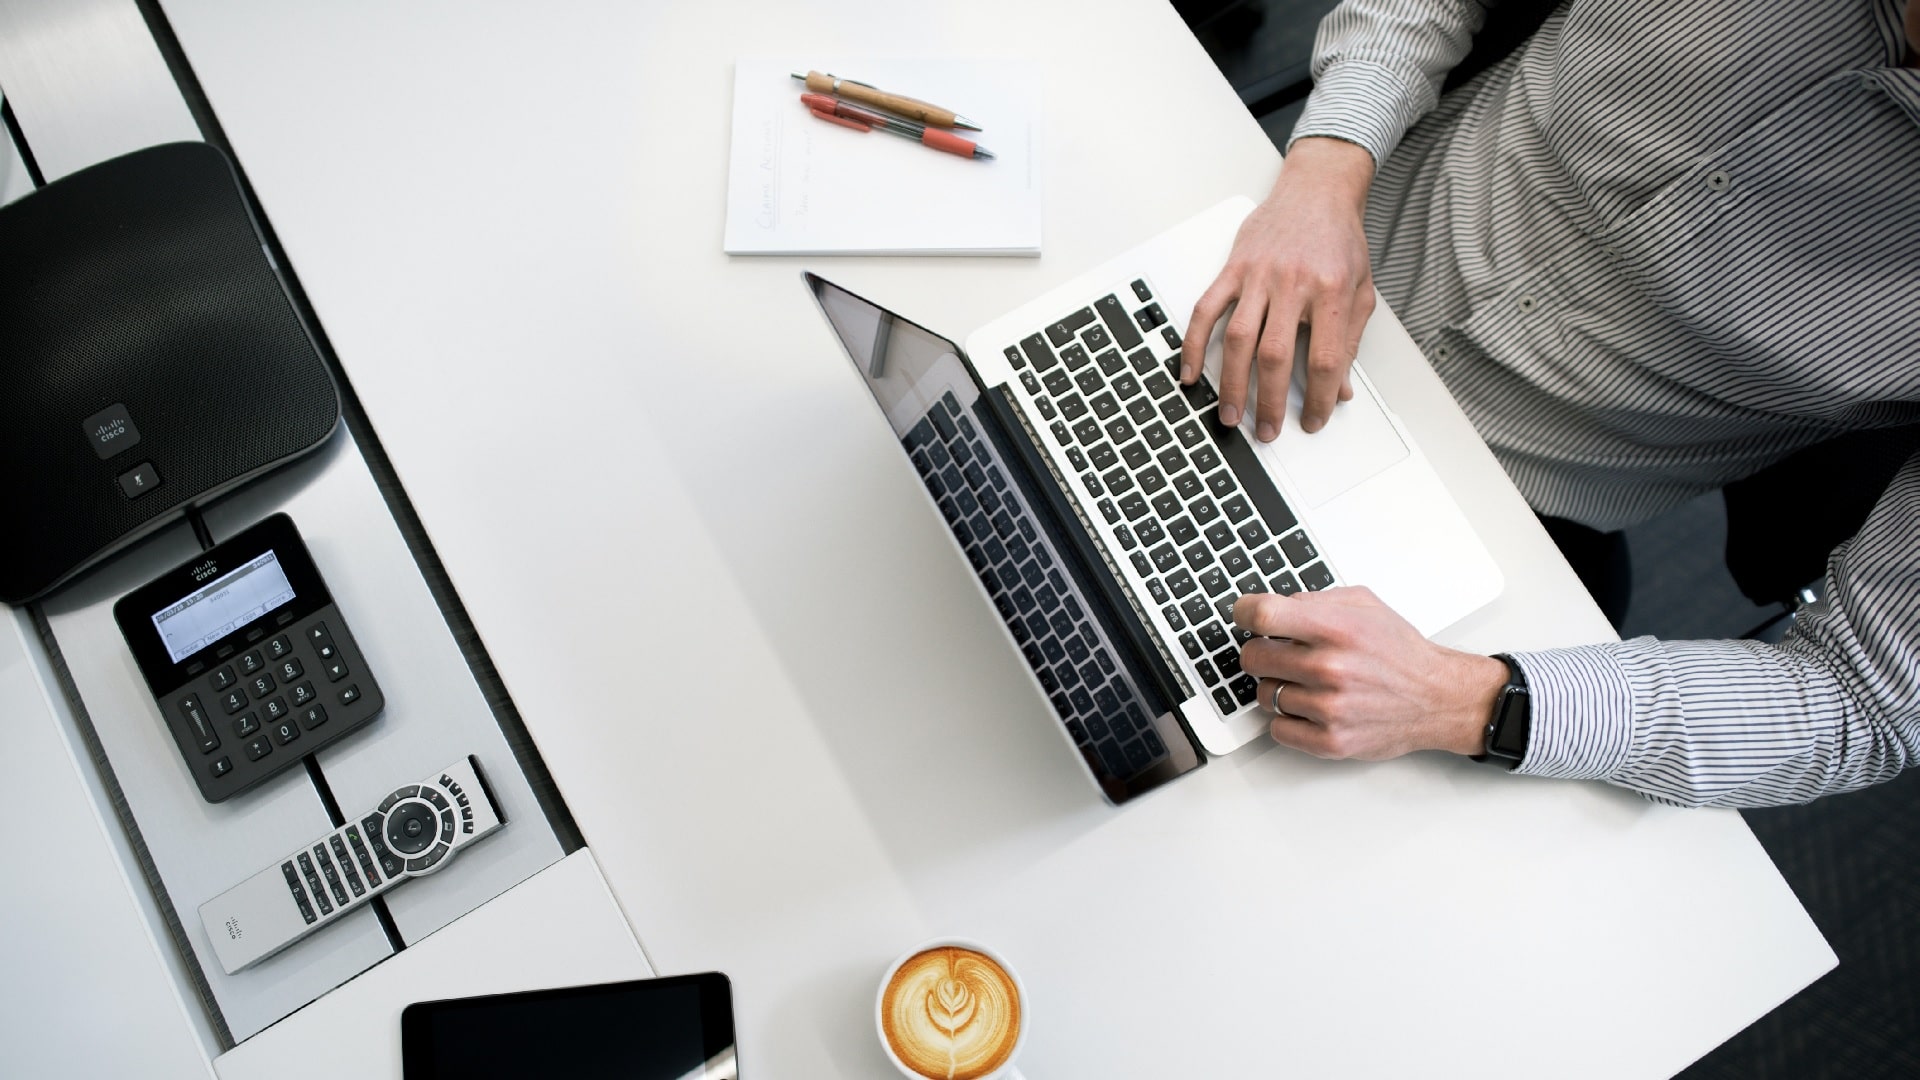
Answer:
[1507,645,1638,781]
[1287,60,1436,165]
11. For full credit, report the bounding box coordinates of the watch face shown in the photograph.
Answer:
[1491,687,1530,759]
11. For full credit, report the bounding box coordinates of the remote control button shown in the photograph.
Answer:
[324,658,350,683]
[317,640,338,661]
[290,681,316,707]
[306,622,332,648]
[238,650,265,676]
[338,684,361,706]
[248,673,276,700]
[329,837,365,897]
[407,842,452,873]
[271,718,300,746]
[298,704,327,731]
[377,785,420,813]
[210,756,233,779]
[263,697,291,722]
[314,845,349,907]
[297,853,330,915]
[266,635,293,660]
[422,787,450,812]
[245,735,272,761]
[276,657,304,683]
[347,827,381,887]
[209,666,237,691]
[439,812,456,844]
[233,713,260,738]
[386,801,438,855]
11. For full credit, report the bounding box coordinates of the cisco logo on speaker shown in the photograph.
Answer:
[94,417,128,445]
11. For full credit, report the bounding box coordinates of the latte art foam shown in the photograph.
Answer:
[881,946,1022,1080]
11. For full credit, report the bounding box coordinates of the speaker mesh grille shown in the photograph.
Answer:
[0,142,339,602]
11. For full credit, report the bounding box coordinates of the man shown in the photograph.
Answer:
[1192,0,1920,806]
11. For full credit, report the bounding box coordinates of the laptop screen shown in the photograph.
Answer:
[805,273,1204,803]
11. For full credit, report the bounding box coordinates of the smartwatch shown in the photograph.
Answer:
[1472,653,1530,770]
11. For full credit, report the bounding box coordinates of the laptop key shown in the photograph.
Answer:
[1069,686,1095,715]
[1047,308,1097,347]
[1279,530,1318,566]
[1065,634,1092,666]
[1253,545,1286,575]
[1172,471,1205,500]
[1237,572,1266,595]
[1120,441,1152,469]
[1096,349,1126,376]
[1144,371,1175,398]
[1082,472,1104,496]
[1149,543,1181,573]
[1131,279,1153,302]
[1161,603,1186,630]
[1142,422,1173,450]
[1212,687,1237,714]
[1075,368,1104,395]
[1162,326,1183,350]
[1166,568,1197,597]
[1112,373,1142,399]
[1159,395,1191,424]
[1195,659,1221,685]
[1095,293,1145,351]
[1129,347,1158,375]
[1200,567,1231,596]
[1300,563,1336,591]
[1167,516,1198,545]
[1130,551,1153,578]
[1058,394,1087,422]
[1137,466,1167,497]
[1119,493,1151,521]
[1018,517,1038,543]
[1114,523,1138,550]
[1090,392,1120,420]
[1104,416,1136,444]
[1272,570,1302,595]
[1182,542,1212,571]
[1205,521,1236,550]
[1074,419,1104,445]
[1190,496,1221,526]
[1061,343,1092,370]
[1180,595,1212,626]
[1043,369,1073,396]
[1126,398,1158,425]
[1151,491,1184,520]
[1215,649,1243,679]
[1050,611,1075,640]
[1050,421,1073,446]
[1146,578,1169,604]
[1198,622,1230,652]
[1087,445,1117,474]
[1066,446,1090,471]
[1215,595,1238,623]
[1179,631,1203,659]
[1083,324,1113,353]
[932,408,958,442]
[1021,333,1058,371]
[1006,345,1028,370]
[1231,674,1259,706]
[1222,494,1254,524]
[1136,303,1168,331]
[1207,471,1236,498]
[1190,444,1222,473]
[1176,420,1207,449]
[1019,370,1042,396]
[1123,739,1153,772]
[1182,375,1218,410]
[1135,518,1165,546]
[1222,549,1253,577]
[1099,499,1121,524]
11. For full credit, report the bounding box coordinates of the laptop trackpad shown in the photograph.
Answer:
[1218,345,1406,509]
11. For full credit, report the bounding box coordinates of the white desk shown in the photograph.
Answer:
[26,0,1836,1074]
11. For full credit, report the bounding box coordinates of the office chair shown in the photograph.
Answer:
[1722,426,1920,636]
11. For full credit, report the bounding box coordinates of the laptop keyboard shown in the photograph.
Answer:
[999,277,1339,718]
[906,392,1171,781]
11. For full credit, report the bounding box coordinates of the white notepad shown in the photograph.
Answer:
[723,57,1042,256]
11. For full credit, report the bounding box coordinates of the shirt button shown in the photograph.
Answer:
[1517,295,1538,314]
[1706,169,1731,193]
[1434,345,1452,360]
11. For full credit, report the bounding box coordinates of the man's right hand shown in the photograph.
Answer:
[1182,137,1378,439]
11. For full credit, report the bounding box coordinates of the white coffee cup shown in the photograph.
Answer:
[875,938,1029,1080]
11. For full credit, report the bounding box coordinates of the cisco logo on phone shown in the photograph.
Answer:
[192,560,220,582]
[79,403,142,461]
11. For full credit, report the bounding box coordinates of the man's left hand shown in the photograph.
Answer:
[1233,587,1509,760]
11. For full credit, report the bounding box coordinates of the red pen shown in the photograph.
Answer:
[799,93,994,160]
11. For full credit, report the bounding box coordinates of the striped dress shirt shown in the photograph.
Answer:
[1291,0,1920,806]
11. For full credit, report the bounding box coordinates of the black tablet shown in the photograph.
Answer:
[401,973,737,1080]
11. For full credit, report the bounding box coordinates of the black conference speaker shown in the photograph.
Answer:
[0,141,339,604]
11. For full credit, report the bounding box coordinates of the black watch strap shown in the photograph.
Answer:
[1472,653,1530,770]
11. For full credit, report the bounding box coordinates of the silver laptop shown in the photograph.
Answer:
[806,196,1501,804]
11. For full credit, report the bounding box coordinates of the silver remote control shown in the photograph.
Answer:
[200,755,506,974]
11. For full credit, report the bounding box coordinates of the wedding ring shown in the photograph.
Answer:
[1270,680,1291,717]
